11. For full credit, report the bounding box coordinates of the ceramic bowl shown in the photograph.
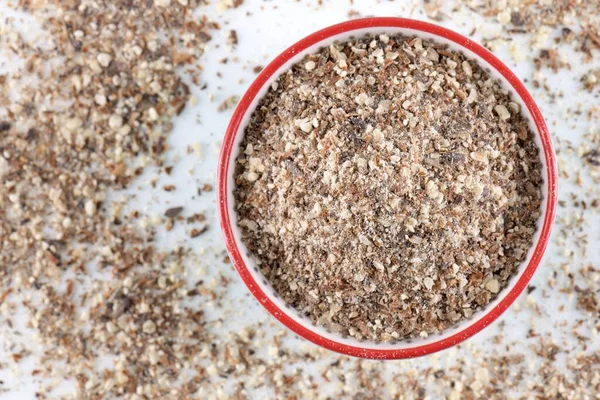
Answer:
[217,17,557,359]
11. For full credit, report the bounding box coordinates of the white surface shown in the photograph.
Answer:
[0,0,598,398]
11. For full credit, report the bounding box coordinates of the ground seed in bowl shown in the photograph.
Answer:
[233,34,543,342]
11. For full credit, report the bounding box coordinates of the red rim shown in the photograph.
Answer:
[217,18,558,359]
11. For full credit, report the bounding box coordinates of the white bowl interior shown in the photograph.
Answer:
[224,26,550,350]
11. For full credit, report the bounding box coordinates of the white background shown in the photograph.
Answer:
[0,0,599,398]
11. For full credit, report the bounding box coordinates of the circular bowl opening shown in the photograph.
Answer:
[218,17,557,359]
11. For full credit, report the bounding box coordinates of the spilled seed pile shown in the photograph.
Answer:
[235,34,543,341]
[0,1,231,398]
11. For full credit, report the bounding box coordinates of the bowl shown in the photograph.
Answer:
[217,17,557,359]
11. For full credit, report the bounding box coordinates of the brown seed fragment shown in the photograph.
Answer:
[190,227,208,238]
[165,206,184,218]
[228,30,238,45]
[583,150,600,166]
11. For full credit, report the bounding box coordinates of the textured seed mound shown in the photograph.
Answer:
[234,34,543,342]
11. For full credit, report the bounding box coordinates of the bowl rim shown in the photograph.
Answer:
[217,17,558,359]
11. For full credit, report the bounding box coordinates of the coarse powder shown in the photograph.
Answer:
[234,34,543,341]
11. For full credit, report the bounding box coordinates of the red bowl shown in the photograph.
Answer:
[217,17,557,359]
